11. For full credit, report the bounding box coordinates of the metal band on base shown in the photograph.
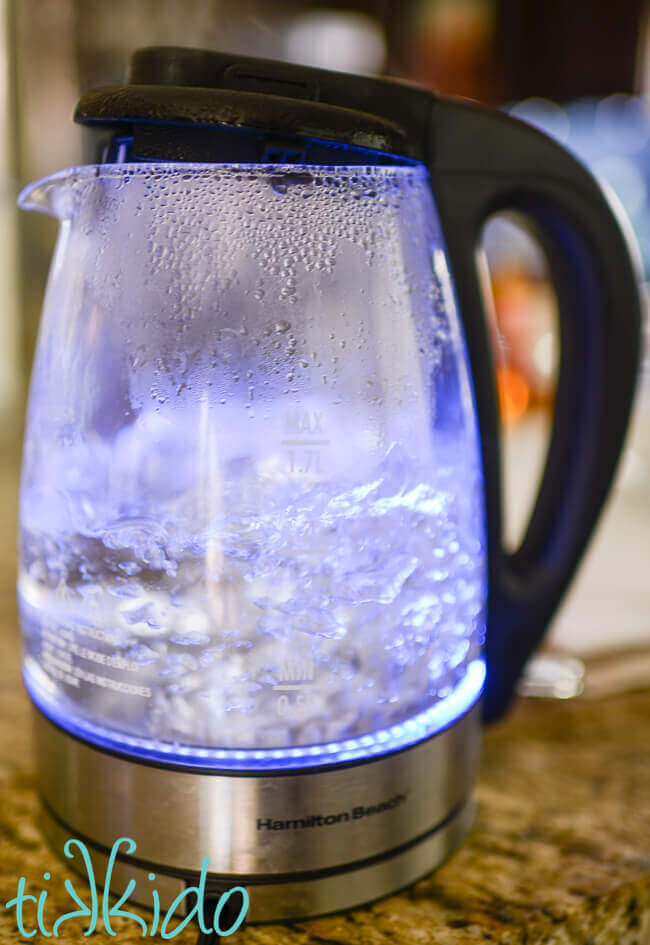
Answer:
[41,795,474,922]
[33,702,481,922]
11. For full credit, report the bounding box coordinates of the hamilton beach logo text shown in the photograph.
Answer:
[257,793,407,831]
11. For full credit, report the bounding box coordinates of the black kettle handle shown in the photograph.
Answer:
[427,98,642,721]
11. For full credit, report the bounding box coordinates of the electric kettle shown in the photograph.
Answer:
[18,47,641,922]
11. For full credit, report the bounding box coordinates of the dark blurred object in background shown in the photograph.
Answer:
[496,0,646,102]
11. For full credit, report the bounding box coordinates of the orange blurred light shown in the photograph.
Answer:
[497,366,530,425]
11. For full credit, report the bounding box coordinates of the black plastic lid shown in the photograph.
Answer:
[75,46,435,165]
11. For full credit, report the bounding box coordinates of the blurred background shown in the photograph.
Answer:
[2,0,649,693]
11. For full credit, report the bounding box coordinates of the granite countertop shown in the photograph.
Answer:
[0,445,648,944]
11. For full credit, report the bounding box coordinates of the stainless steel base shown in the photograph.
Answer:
[34,702,481,922]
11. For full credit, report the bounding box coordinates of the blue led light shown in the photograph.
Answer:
[23,659,485,771]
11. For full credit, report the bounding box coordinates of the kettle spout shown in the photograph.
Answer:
[18,166,96,219]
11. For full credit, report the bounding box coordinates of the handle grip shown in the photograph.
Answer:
[428,99,642,721]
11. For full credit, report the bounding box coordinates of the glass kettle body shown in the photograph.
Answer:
[18,47,641,922]
[20,161,486,764]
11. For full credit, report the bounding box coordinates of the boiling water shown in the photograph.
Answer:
[20,409,485,760]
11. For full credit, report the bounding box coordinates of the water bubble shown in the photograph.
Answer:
[118,561,141,576]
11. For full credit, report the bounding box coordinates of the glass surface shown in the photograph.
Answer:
[18,162,486,768]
